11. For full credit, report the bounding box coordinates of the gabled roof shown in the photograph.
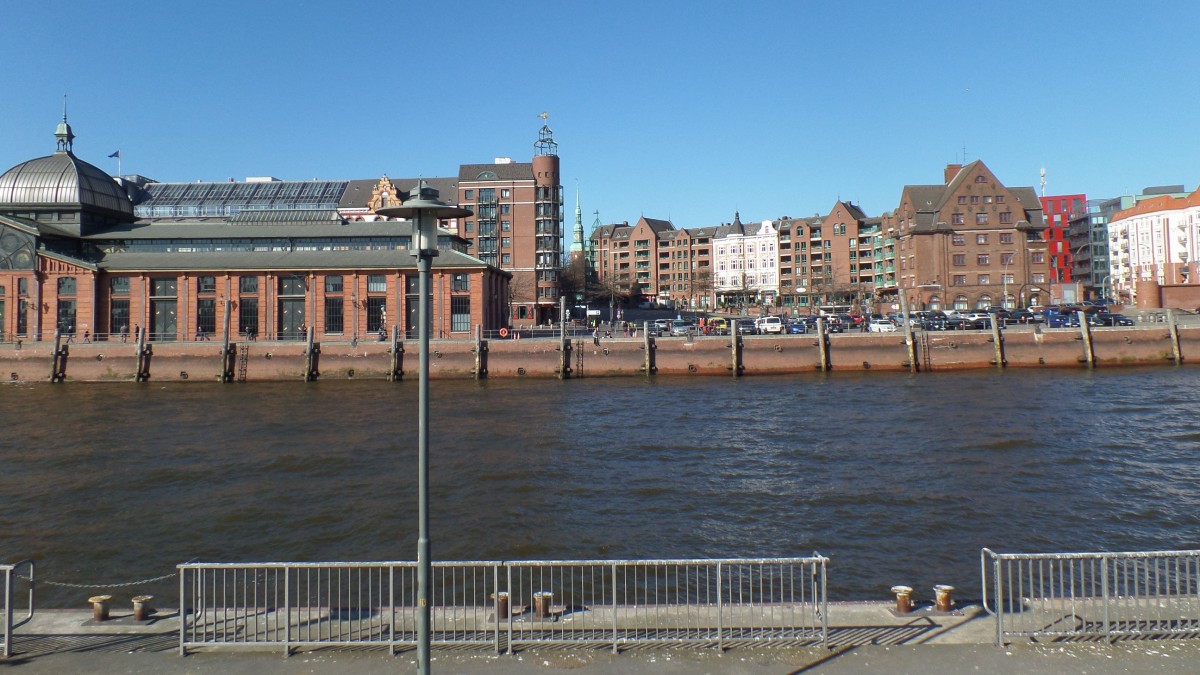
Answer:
[640,217,675,233]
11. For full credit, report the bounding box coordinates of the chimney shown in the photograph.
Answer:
[944,164,963,184]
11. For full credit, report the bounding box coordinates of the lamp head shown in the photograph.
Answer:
[375,180,473,257]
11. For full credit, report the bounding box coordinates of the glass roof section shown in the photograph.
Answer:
[135,180,348,218]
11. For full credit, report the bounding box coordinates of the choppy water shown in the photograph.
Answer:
[3,368,1200,606]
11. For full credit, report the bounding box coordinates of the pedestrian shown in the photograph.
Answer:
[592,326,600,346]
[83,330,91,343]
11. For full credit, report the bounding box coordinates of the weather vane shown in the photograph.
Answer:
[538,111,549,121]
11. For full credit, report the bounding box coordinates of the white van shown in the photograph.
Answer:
[754,316,784,334]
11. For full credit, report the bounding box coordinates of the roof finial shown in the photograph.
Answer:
[55,94,75,153]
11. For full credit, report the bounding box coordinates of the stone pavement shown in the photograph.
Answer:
[5,602,1200,673]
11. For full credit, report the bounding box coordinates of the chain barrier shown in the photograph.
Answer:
[16,558,198,589]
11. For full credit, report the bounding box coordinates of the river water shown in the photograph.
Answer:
[3,368,1200,607]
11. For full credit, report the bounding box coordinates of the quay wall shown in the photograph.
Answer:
[0,326,1194,383]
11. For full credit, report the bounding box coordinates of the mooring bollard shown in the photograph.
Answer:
[89,594,112,621]
[890,585,914,614]
[933,584,955,612]
[132,595,155,621]
[491,591,510,620]
[532,591,553,618]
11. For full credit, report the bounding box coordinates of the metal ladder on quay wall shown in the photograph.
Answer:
[237,346,249,382]
[919,331,932,371]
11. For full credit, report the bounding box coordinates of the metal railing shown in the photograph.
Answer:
[982,548,1200,645]
[2,560,34,658]
[179,556,827,655]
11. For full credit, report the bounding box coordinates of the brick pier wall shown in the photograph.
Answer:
[1,326,1194,383]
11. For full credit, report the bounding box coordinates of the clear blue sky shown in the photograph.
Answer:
[2,0,1197,229]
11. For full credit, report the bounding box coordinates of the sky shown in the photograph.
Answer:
[2,0,1198,230]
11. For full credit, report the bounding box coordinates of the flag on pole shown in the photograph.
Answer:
[108,150,120,158]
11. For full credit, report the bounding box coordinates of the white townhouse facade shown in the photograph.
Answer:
[714,218,780,306]
[1108,187,1200,304]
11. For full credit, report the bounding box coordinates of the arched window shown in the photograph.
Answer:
[928,294,942,310]
[976,294,993,310]
[954,295,969,310]
[1003,293,1016,309]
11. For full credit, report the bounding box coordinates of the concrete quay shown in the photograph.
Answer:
[6,602,1200,673]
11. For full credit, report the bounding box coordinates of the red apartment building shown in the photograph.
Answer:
[1040,193,1086,283]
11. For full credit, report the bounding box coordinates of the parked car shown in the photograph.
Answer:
[669,319,693,336]
[1092,312,1134,327]
[653,318,672,335]
[867,318,896,333]
[1007,309,1038,324]
[786,319,810,334]
[755,316,784,334]
[734,318,758,335]
[705,317,729,335]
[1045,312,1071,328]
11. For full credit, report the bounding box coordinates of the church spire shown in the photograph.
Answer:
[569,181,585,255]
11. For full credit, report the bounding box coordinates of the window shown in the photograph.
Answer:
[953,275,967,286]
[501,237,511,248]
[239,276,258,294]
[502,254,511,264]
[996,196,1005,204]
[463,189,474,200]
[234,300,256,337]
[367,297,387,332]
[197,276,216,294]
[1000,253,1014,266]
[958,196,967,204]
[976,212,989,224]
[325,275,343,293]
[501,204,510,215]
[975,176,986,183]
[978,274,991,285]
[971,195,980,204]
[451,273,469,292]
[501,220,511,231]
[464,221,474,233]
[110,277,130,295]
[952,234,965,245]
[977,254,990,265]
[954,295,969,310]
[501,189,511,199]
[1032,273,1046,283]
[279,275,306,295]
[999,212,1012,224]
[367,275,387,293]
[999,233,1013,244]
[976,294,993,309]
[1031,252,1045,264]
[58,277,77,296]
[105,297,129,337]
[952,213,964,225]
[976,234,988,245]
[324,297,344,333]
[196,298,216,336]
[953,254,966,266]
[1002,273,1014,284]
[984,196,993,204]
[152,278,177,296]
[451,296,470,332]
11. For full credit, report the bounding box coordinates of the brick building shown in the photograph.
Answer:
[893,161,1047,311]
[0,119,510,342]
[455,124,563,325]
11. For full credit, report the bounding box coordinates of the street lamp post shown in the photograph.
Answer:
[377,183,472,675]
